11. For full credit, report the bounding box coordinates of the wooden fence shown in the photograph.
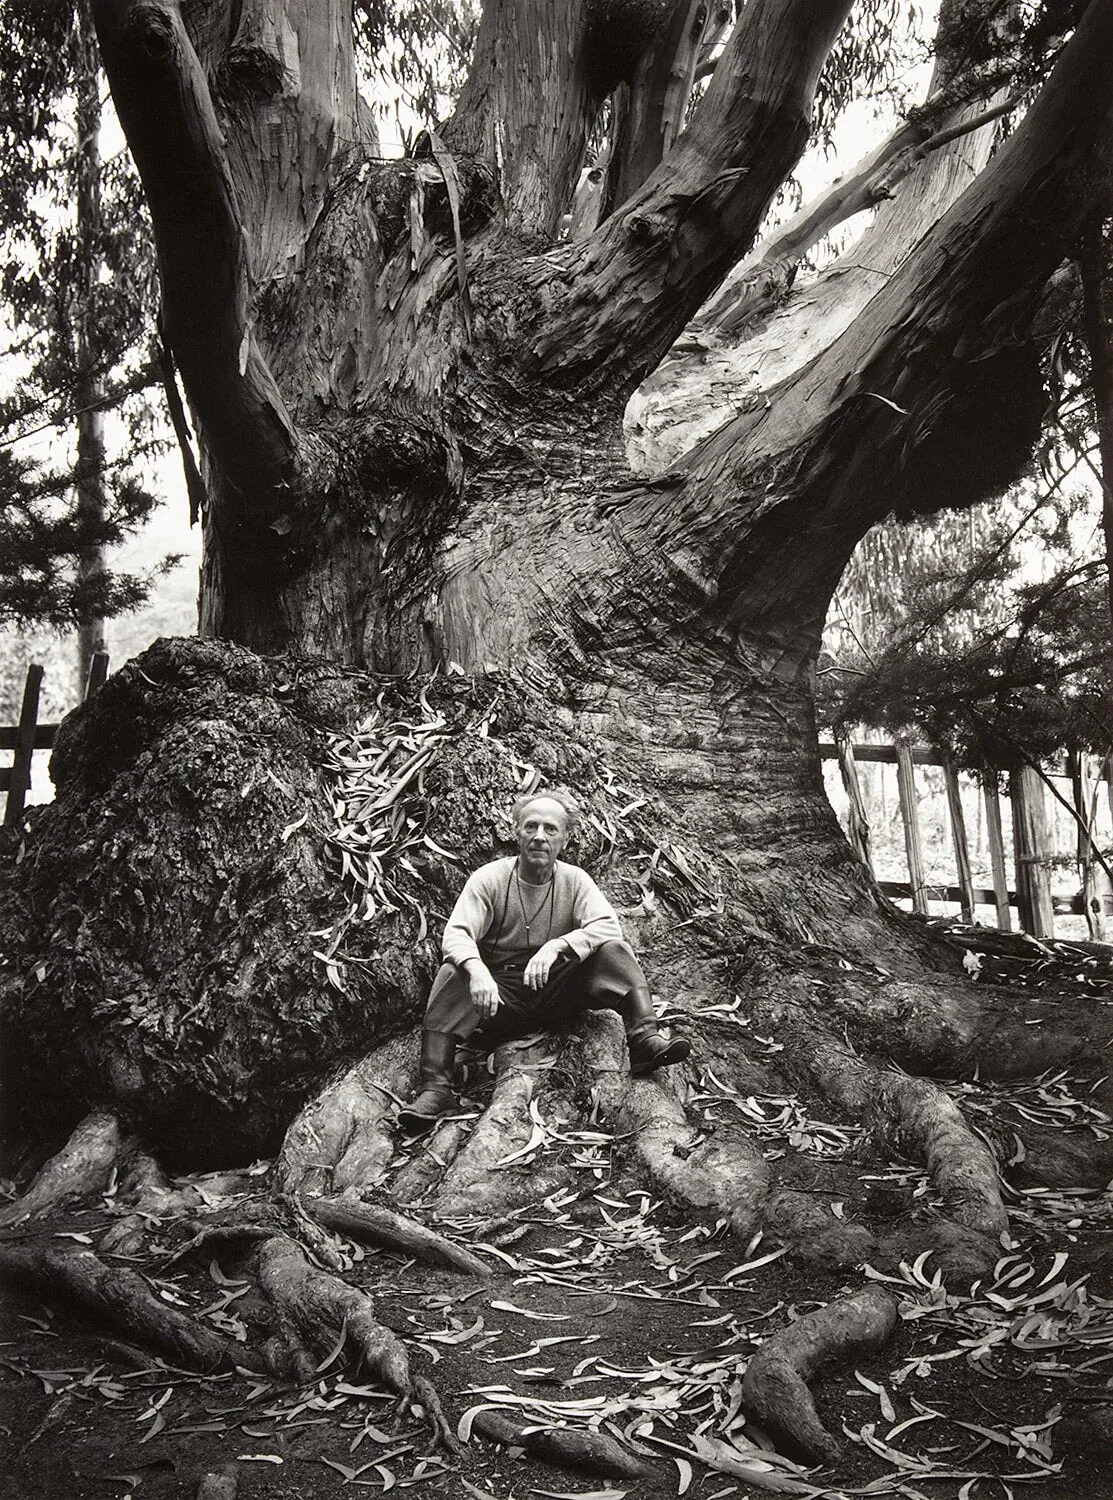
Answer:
[1,653,108,827]
[821,736,1113,940]
[2,661,1108,941]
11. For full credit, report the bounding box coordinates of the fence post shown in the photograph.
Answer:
[1010,765,1055,938]
[895,740,928,915]
[835,731,871,868]
[982,780,1012,932]
[1071,751,1108,940]
[941,751,976,923]
[3,663,44,828]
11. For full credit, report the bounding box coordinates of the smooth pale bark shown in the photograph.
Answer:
[628,0,1024,468]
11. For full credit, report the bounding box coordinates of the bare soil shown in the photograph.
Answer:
[3,1149,1111,1500]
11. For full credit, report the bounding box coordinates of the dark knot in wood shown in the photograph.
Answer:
[124,3,175,61]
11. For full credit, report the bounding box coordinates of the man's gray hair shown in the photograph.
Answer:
[511,787,582,833]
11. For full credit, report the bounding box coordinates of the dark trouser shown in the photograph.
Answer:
[423,940,648,1050]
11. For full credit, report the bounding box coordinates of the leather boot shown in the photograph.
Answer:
[398,1030,458,1133]
[620,988,691,1075]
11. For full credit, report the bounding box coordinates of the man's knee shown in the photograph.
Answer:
[579,939,647,1000]
[591,939,643,976]
[595,939,636,961]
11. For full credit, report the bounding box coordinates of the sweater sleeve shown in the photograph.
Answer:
[559,869,624,960]
[441,866,499,966]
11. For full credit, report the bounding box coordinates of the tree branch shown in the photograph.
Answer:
[701,87,1028,341]
[608,0,1113,669]
[630,0,1033,470]
[444,0,621,240]
[488,0,854,390]
[91,0,297,511]
[601,1,734,223]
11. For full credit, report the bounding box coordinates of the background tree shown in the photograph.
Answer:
[3,0,1113,1470]
[0,0,170,697]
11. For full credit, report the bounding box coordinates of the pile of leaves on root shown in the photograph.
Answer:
[2,1133,1113,1500]
[0,635,693,1168]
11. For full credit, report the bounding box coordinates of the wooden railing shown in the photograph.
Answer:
[821,736,1113,940]
[1,653,108,826]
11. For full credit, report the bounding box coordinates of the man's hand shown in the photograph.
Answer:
[524,940,568,991]
[466,960,500,1020]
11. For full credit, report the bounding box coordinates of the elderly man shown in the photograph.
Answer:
[399,790,690,1133]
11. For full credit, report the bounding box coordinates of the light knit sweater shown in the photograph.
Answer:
[441,857,623,968]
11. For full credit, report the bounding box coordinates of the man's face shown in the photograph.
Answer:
[516,798,569,879]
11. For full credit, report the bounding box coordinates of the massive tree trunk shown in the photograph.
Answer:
[3,3,1113,1473]
[11,0,1108,1190]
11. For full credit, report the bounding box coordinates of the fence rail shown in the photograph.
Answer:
[820,736,1113,940]
[1,654,108,826]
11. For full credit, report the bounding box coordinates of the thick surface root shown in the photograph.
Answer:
[0,1242,243,1372]
[586,1014,770,1237]
[742,1283,899,1463]
[764,1190,876,1269]
[391,1119,465,1204]
[789,1033,1007,1270]
[305,1194,491,1276]
[473,1409,656,1479]
[256,1233,461,1453]
[0,1111,123,1228]
[431,1038,571,1217]
[274,1035,416,1196]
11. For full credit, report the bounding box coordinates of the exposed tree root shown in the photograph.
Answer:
[473,1409,657,1479]
[741,1283,899,1464]
[0,1242,247,1372]
[391,1119,465,1205]
[0,1111,123,1228]
[431,1038,572,1217]
[581,1011,771,1235]
[274,1035,417,1196]
[780,1029,1007,1271]
[764,1190,876,1270]
[305,1194,491,1275]
[256,1233,462,1453]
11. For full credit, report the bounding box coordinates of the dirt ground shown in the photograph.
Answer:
[3,1148,1112,1500]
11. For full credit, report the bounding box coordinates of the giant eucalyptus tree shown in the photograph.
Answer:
[2,0,1113,1455]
